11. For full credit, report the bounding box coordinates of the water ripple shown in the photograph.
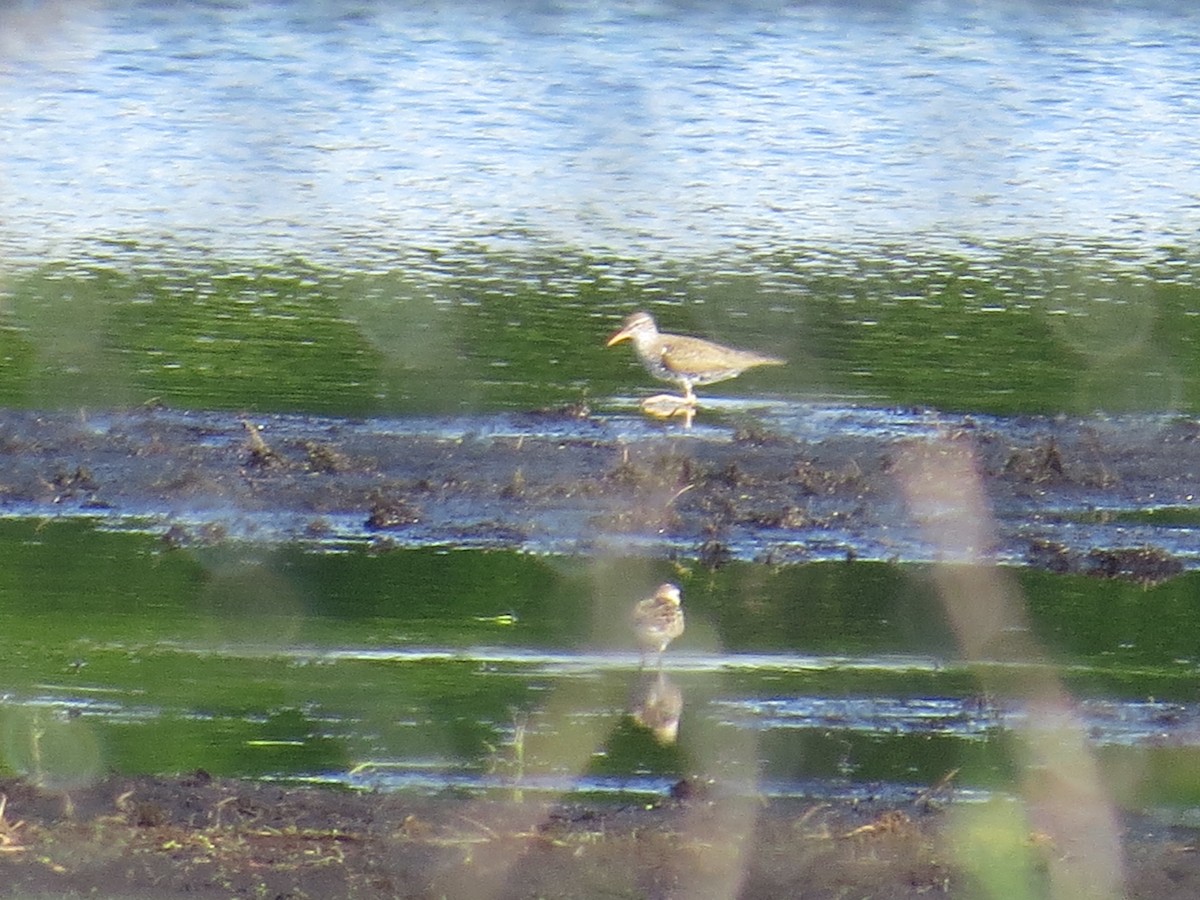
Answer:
[2,2,1199,264]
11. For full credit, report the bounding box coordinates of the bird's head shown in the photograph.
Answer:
[606,311,658,347]
[655,583,682,606]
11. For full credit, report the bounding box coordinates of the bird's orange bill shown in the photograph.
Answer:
[606,325,634,346]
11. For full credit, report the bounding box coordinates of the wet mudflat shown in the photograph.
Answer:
[1,773,1199,900]
[0,403,1197,578]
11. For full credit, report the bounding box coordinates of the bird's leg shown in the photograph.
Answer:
[680,383,697,429]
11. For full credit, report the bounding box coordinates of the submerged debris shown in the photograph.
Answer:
[1083,546,1184,586]
[1027,539,1183,586]
[365,495,422,530]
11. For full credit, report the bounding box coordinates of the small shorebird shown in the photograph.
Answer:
[632,582,686,668]
[606,310,785,405]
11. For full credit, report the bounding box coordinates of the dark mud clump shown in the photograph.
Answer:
[365,493,423,530]
[1027,539,1184,586]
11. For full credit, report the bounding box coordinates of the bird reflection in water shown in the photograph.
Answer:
[629,670,684,745]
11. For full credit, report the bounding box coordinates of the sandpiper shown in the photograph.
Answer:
[606,310,785,405]
[632,582,686,668]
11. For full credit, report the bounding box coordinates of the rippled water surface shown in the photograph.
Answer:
[2,520,1199,811]
[2,1,1200,263]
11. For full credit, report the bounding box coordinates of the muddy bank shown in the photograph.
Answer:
[3,405,1200,898]
[0,405,1196,579]
[0,773,1196,899]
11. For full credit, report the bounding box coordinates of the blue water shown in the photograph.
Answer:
[2,0,1199,265]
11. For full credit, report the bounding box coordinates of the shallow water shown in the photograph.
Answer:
[3,519,1200,811]
[2,1,1200,263]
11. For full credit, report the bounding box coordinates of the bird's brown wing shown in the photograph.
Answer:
[658,335,720,378]
[631,598,659,627]
[661,335,784,375]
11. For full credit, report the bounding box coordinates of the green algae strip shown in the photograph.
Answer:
[2,241,1199,417]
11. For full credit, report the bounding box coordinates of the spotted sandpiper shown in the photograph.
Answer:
[632,582,686,668]
[606,311,785,406]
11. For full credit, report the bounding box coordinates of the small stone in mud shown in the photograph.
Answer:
[668,777,711,802]
[198,523,228,543]
[450,521,529,543]
[181,768,213,787]
[710,462,746,487]
[591,506,685,534]
[133,802,167,828]
[366,497,422,529]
